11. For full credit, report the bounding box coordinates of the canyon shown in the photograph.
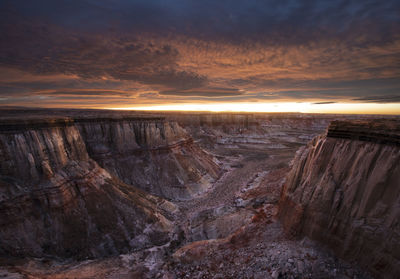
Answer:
[0,117,182,259]
[0,108,398,279]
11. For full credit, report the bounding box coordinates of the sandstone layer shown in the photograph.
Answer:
[0,116,217,258]
[76,117,220,200]
[279,119,400,278]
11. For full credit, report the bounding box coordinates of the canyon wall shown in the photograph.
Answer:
[76,117,221,200]
[279,120,400,278]
[260,115,332,131]
[0,116,218,259]
[167,113,257,129]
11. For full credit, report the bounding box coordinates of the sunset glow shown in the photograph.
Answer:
[0,0,399,114]
[112,102,400,114]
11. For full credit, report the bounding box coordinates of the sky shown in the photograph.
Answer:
[0,0,399,114]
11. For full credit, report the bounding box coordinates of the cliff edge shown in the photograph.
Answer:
[279,119,400,278]
[0,120,177,258]
[0,115,220,258]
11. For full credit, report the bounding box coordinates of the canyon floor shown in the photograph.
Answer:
[0,111,375,279]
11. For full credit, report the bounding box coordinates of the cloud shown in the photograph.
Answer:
[312,101,336,105]
[353,95,400,103]
[5,0,398,45]
[0,0,399,108]
[159,87,243,97]
[0,16,206,91]
[42,90,133,97]
[138,92,160,98]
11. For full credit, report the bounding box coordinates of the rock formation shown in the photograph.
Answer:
[279,119,400,278]
[76,117,221,200]
[0,110,392,278]
[166,112,256,130]
[0,116,218,259]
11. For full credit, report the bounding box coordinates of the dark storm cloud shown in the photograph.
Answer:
[353,95,400,103]
[0,10,206,90]
[4,0,398,44]
[0,76,140,99]
[0,86,31,96]
[43,90,133,97]
[313,101,337,105]
[0,0,399,108]
[229,77,400,100]
[1,79,125,92]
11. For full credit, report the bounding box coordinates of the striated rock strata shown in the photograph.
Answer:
[0,117,212,258]
[76,117,221,200]
[279,120,400,278]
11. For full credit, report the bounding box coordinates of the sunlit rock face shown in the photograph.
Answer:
[77,118,221,200]
[0,119,186,258]
[279,120,400,278]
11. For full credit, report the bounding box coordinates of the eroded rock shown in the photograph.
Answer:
[279,120,400,278]
[0,120,180,258]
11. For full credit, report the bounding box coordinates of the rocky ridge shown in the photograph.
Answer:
[279,119,400,278]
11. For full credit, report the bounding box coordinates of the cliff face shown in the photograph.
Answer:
[0,118,197,258]
[279,120,400,278]
[76,118,221,200]
[167,113,256,128]
[261,117,331,131]
[0,121,87,182]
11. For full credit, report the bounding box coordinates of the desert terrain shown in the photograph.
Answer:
[0,108,398,279]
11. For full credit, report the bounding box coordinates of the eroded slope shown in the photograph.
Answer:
[77,118,220,200]
[0,119,181,258]
[279,120,400,278]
